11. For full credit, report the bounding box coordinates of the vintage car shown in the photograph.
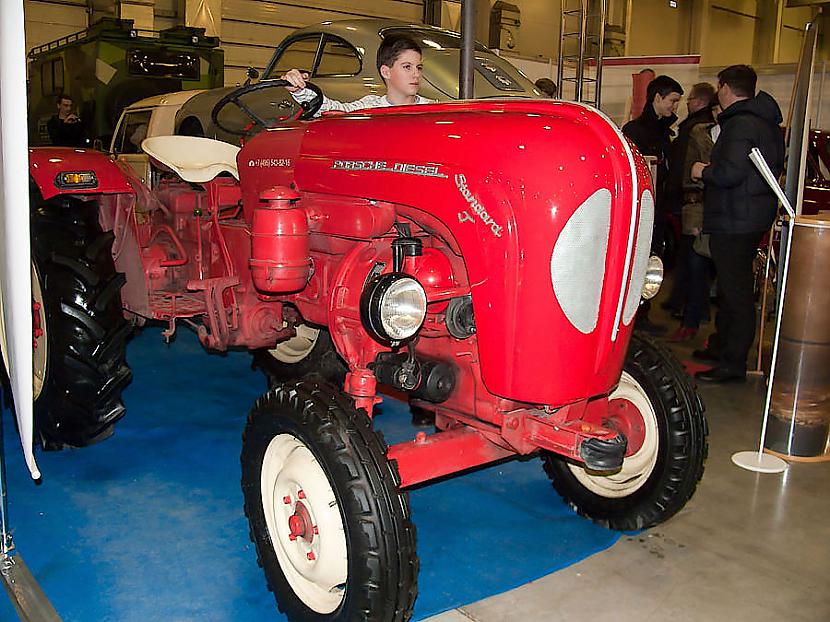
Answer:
[174,18,542,142]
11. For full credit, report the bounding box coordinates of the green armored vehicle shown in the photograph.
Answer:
[28,17,223,146]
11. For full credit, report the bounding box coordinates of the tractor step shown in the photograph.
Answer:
[150,291,207,319]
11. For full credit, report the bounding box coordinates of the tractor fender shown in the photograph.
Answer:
[29,147,133,201]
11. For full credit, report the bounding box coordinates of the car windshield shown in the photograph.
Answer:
[382,28,489,53]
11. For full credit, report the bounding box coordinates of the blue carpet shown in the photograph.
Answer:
[0,329,619,621]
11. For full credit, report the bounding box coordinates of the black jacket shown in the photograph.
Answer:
[622,104,676,212]
[666,105,716,205]
[702,91,784,234]
[47,115,87,147]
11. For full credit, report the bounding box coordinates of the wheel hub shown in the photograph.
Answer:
[607,398,646,456]
[567,371,659,498]
[287,500,315,543]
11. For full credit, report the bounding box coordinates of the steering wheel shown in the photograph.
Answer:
[211,79,324,137]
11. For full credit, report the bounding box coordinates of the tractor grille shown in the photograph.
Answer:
[549,188,612,334]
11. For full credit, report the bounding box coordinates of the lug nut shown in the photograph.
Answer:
[307,552,315,561]
[283,495,291,505]
[297,490,306,499]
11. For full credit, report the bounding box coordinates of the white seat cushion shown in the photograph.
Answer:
[142,136,241,183]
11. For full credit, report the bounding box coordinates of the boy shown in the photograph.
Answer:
[281,34,433,113]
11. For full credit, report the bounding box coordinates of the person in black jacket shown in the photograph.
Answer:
[622,75,683,333]
[46,95,87,147]
[690,64,784,383]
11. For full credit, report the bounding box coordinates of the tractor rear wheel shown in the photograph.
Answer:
[31,196,132,449]
[241,379,418,621]
[252,325,348,388]
[542,334,708,531]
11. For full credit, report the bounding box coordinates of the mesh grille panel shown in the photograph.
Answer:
[550,188,612,334]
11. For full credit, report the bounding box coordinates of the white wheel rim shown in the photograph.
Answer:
[268,325,320,364]
[568,371,659,498]
[32,263,47,400]
[261,433,347,613]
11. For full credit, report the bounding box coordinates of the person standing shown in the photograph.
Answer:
[46,94,87,147]
[691,65,784,383]
[664,82,718,323]
[622,74,684,333]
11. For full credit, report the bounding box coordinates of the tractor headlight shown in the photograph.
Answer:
[641,255,664,300]
[361,273,427,344]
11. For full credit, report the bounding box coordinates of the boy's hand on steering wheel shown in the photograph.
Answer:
[281,69,309,93]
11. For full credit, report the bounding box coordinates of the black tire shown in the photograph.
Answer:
[542,333,708,531]
[252,326,348,389]
[241,379,418,621]
[31,196,132,449]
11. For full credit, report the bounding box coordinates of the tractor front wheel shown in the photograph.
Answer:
[542,334,708,530]
[241,379,418,621]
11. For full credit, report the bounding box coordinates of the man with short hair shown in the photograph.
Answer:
[691,64,784,383]
[623,75,684,333]
[46,94,87,147]
[663,82,718,324]
[534,77,558,98]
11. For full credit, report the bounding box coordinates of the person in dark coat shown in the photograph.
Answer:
[622,74,684,333]
[664,82,717,321]
[691,64,784,383]
[46,94,87,147]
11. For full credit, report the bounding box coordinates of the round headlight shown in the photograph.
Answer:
[361,274,427,344]
[641,255,664,300]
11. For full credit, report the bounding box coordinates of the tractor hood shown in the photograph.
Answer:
[238,100,654,405]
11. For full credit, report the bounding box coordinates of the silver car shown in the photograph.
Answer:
[176,18,541,142]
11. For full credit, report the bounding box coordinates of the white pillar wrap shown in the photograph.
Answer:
[0,0,40,479]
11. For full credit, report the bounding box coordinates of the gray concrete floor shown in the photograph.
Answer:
[425,319,830,622]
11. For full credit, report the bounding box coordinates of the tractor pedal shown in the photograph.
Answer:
[579,434,627,471]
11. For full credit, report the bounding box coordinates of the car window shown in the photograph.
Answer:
[315,37,361,77]
[112,110,152,155]
[266,36,321,78]
[382,27,488,53]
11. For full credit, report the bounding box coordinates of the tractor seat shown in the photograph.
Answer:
[142,136,240,183]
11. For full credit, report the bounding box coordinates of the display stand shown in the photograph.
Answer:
[731,150,791,475]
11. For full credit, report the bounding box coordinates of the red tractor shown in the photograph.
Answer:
[28,81,707,621]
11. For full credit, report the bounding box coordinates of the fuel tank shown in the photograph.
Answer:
[237,100,654,406]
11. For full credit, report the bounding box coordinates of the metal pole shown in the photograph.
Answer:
[0,395,10,556]
[459,0,475,99]
[594,0,607,108]
[576,1,587,102]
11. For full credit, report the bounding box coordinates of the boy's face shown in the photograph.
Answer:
[653,91,681,117]
[380,49,423,98]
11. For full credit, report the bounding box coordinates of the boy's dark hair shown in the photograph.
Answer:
[689,82,717,106]
[56,94,72,105]
[534,77,558,98]
[718,64,756,98]
[646,75,683,103]
[376,34,421,74]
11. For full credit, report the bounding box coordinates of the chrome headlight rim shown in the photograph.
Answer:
[641,255,664,300]
[360,273,427,346]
